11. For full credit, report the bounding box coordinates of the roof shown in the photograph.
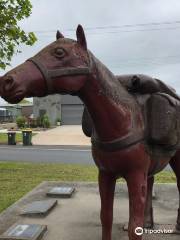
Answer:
[0,103,33,108]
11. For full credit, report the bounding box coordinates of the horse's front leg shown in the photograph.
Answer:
[98,170,116,240]
[126,171,147,240]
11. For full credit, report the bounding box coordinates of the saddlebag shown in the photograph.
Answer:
[147,93,180,148]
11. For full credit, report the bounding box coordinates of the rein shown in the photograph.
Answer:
[27,57,92,93]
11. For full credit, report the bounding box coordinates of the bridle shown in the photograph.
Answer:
[27,53,92,93]
[27,52,145,152]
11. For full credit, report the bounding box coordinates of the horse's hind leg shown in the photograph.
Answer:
[170,151,180,230]
[98,170,116,240]
[126,171,147,240]
[144,176,154,228]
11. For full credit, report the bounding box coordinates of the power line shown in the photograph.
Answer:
[33,20,180,34]
[34,27,180,39]
[34,27,180,38]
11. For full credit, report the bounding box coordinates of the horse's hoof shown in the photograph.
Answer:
[176,224,180,231]
[144,222,154,229]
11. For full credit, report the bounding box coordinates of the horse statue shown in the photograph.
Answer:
[0,25,180,240]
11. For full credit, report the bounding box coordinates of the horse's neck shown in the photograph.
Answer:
[79,54,136,141]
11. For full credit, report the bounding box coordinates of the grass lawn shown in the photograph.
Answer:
[0,132,36,144]
[0,161,176,213]
[0,133,22,144]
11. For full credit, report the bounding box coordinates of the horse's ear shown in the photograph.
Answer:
[76,25,87,50]
[56,30,64,40]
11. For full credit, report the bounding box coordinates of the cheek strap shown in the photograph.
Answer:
[27,57,91,93]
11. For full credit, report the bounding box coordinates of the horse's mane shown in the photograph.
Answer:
[88,51,135,107]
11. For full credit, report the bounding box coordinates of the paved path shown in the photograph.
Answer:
[32,125,91,146]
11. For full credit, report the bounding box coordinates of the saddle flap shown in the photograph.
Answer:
[146,93,179,146]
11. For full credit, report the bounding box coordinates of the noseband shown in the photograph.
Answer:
[27,55,92,93]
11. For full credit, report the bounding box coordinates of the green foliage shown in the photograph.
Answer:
[19,98,31,104]
[28,118,37,128]
[36,116,42,127]
[42,114,50,128]
[0,0,37,69]
[0,162,98,212]
[16,115,26,128]
[36,115,50,128]
[0,132,22,143]
[0,161,176,213]
[56,117,61,122]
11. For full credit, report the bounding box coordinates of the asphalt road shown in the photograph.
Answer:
[0,145,94,165]
[0,145,172,171]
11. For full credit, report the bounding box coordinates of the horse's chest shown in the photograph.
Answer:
[91,143,149,175]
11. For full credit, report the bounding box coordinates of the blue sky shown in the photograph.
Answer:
[1,0,180,103]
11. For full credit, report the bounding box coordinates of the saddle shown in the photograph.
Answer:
[82,74,180,150]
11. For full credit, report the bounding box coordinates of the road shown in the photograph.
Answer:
[0,145,94,165]
[0,145,172,171]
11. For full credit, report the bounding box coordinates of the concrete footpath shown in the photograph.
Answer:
[32,125,91,146]
[0,182,179,240]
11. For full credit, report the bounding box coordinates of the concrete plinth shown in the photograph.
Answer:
[0,182,179,240]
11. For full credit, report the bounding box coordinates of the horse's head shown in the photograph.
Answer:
[0,25,91,103]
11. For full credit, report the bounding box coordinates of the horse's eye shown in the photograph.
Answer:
[54,48,65,58]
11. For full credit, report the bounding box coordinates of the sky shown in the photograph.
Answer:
[1,0,180,103]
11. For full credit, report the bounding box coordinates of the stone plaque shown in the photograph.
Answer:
[21,199,57,217]
[47,186,75,198]
[0,223,47,240]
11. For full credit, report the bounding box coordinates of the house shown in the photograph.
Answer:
[0,102,33,121]
[0,104,22,121]
[20,103,33,118]
[33,95,84,125]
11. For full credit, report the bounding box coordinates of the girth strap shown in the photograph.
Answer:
[91,131,145,152]
[27,58,91,93]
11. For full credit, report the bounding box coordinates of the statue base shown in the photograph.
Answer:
[0,182,179,240]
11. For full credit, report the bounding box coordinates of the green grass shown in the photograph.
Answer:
[0,161,176,213]
[0,161,98,212]
[0,133,22,144]
[0,133,36,144]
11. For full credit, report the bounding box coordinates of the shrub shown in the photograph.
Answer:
[36,117,43,127]
[42,114,50,128]
[29,119,37,128]
[16,116,26,128]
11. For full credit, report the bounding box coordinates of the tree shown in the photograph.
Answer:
[19,98,31,104]
[0,0,37,69]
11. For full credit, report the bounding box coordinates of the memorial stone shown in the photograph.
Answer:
[21,199,57,216]
[0,223,47,240]
[47,186,75,198]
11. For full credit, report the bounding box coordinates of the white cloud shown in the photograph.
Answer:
[1,0,180,101]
